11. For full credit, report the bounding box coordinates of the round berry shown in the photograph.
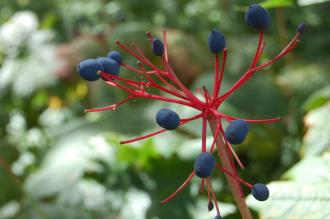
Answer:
[107,50,122,65]
[97,57,119,76]
[214,215,222,219]
[152,38,164,56]
[77,59,102,81]
[297,22,305,33]
[156,108,180,130]
[208,201,214,211]
[245,4,270,30]
[251,183,269,201]
[225,120,249,145]
[194,153,216,178]
[208,30,226,54]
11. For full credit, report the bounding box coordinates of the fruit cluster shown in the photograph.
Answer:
[77,4,304,219]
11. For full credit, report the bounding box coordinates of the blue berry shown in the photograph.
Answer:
[208,30,226,54]
[156,108,180,130]
[77,59,102,81]
[251,183,269,201]
[152,38,164,56]
[107,50,122,65]
[225,120,249,145]
[194,153,216,178]
[297,22,305,33]
[208,201,214,211]
[215,215,222,219]
[97,57,120,76]
[245,4,270,30]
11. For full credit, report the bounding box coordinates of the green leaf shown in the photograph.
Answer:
[284,153,330,182]
[261,0,295,8]
[304,86,330,111]
[303,103,330,156]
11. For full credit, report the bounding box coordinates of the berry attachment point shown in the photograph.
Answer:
[251,183,269,201]
[194,153,216,178]
[245,4,270,30]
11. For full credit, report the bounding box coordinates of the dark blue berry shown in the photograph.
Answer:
[297,22,305,33]
[107,50,122,65]
[208,30,226,54]
[152,38,164,56]
[97,57,120,76]
[214,215,222,219]
[77,59,102,81]
[251,183,269,201]
[245,4,270,30]
[208,201,214,211]
[156,108,180,130]
[194,153,216,178]
[225,120,249,145]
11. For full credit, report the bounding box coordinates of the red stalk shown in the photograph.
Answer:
[120,113,203,144]
[206,178,221,216]
[161,171,196,204]
[216,164,252,188]
[85,95,134,113]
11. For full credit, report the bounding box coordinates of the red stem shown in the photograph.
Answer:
[216,164,252,188]
[85,95,134,113]
[161,171,196,204]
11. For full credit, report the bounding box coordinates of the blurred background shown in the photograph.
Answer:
[0,0,329,218]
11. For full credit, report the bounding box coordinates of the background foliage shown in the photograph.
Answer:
[0,0,329,218]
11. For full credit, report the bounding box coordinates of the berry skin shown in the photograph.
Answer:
[245,4,270,30]
[208,201,214,211]
[297,22,305,33]
[77,59,102,81]
[208,30,226,54]
[214,215,222,219]
[156,108,180,130]
[225,120,249,145]
[251,183,269,201]
[107,50,122,65]
[194,153,216,178]
[97,57,120,76]
[152,38,164,56]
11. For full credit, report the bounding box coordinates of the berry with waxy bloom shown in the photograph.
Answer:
[78,4,305,218]
[251,183,269,201]
[152,38,164,56]
[156,108,180,130]
[245,4,270,30]
[194,153,216,178]
[77,59,102,81]
[225,120,249,145]
[208,30,226,54]
[97,57,120,76]
[107,50,123,65]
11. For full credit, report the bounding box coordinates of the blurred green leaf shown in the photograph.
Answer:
[303,103,330,157]
[261,0,295,8]
[284,153,330,182]
[304,86,330,111]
